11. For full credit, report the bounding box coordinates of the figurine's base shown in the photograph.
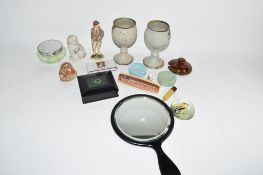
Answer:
[69,52,86,61]
[91,54,104,59]
[143,56,164,69]
[114,53,133,65]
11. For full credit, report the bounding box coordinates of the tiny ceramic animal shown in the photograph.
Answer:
[59,62,77,81]
[67,34,86,60]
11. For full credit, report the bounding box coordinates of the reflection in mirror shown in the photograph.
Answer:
[114,96,171,142]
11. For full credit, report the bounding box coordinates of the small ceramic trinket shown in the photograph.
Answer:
[144,20,171,69]
[112,17,137,65]
[162,86,177,101]
[37,39,66,64]
[67,34,86,60]
[170,98,195,120]
[157,71,177,87]
[86,59,118,74]
[147,73,153,81]
[128,63,147,78]
[59,62,77,81]
[168,57,192,75]
[146,69,156,81]
[91,20,104,59]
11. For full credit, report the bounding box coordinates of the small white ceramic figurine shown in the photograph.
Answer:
[67,34,86,60]
[91,20,104,59]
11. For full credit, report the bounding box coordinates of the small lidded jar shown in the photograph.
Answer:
[37,39,66,64]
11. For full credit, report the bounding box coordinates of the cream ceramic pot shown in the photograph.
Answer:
[112,17,137,65]
[144,20,171,69]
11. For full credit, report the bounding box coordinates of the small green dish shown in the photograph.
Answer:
[37,39,66,64]
[157,71,176,87]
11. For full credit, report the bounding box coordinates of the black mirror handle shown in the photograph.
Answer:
[153,144,181,175]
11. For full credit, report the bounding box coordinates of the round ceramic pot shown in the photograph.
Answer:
[37,39,66,64]
[143,20,171,69]
[112,17,137,65]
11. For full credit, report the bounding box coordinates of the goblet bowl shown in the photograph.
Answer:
[144,20,171,69]
[112,17,137,65]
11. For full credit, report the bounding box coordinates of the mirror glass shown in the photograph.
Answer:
[114,96,171,142]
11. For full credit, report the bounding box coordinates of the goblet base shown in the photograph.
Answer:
[114,53,134,65]
[143,56,164,69]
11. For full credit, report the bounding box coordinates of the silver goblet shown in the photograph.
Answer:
[143,20,171,69]
[112,17,137,65]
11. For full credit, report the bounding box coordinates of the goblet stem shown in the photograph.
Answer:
[151,50,159,57]
[150,50,161,65]
[114,47,133,65]
[143,50,164,69]
[120,47,128,54]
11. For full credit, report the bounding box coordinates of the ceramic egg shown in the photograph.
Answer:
[170,98,195,120]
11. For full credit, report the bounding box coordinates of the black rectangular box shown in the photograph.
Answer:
[77,71,119,103]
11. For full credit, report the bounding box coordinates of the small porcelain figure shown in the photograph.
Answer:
[147,73,153,81]
[91,20,104,59]
[67,34,86,60]
[59,62,77,81]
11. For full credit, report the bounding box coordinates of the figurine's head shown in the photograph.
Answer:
[93,20,100,28]
[67,34,78,45]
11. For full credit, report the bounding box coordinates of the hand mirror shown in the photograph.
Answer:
[111,94,181,175]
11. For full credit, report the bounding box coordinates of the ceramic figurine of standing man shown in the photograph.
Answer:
[91,20,104,59]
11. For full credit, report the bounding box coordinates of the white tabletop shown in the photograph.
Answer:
[0,0,263,175]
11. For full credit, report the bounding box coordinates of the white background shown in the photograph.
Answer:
[0,0,263,175]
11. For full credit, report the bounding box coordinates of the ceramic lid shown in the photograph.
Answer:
[168,57,192,75]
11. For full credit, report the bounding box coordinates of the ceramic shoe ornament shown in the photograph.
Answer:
[67,34,86,60]
[168,57,192,75]
[91,20,104,59]
[170,98,195,120]
[59,62,77,81]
